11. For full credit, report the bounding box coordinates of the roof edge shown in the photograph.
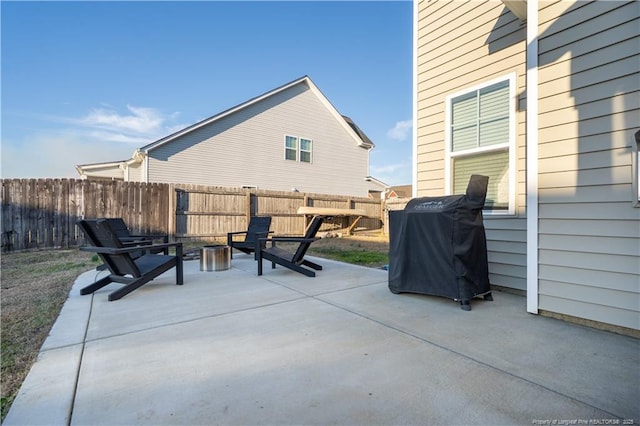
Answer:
[140,75,313,153]
[140,75,374,153]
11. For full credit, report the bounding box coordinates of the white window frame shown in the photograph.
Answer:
[633,129,640,207]
[300,138,313,163]
[444,73,517,215]
[284,134,312,164]
[284,135,298,161]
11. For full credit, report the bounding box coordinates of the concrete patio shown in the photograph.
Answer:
[4,253,639,425]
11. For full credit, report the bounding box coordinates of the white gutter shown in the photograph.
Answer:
[526,0,539,314]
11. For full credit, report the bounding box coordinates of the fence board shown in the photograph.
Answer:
[1,179,392,252]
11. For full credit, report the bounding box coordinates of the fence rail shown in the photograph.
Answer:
[1,179,401,252]
[1,179,170,252]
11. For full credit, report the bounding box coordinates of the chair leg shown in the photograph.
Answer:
[288,263,316,277]
[80,276,113,295]
[272,258,316,277]
[176,247,184,286]
[227,235,233,259]
[108,277,153,301]
[302,259,322,271]
[176,259,184,286]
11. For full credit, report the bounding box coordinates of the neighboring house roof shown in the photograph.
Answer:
[365,175,389,191]
[76,75,376,181]
[76,151,143,180]
[387,185,412,198]
[342,115,374,149]
[75,160,126,180]
[137,75,374,155]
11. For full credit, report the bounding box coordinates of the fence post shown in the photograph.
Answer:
[245,190,251,223]
[167,184,175,241]
[175,188,188,237]
[1,179,389,251]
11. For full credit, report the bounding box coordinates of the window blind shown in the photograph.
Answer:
[453,150,509,210]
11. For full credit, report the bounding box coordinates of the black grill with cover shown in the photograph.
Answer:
[388,175,493,310]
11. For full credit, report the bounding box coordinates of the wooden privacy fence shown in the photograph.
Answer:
[382,197,412,235]
[174,185,383,239]
[1,179,170,252]
[1,179,390,252]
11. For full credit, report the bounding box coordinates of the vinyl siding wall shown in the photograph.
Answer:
[83,165,124,181]
[416,1,528,291]
[126,162,143,182]
[146,82,371,197]
[536,0,640,329]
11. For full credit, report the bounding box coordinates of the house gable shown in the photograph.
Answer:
[143,76,375,196]
[75,76,379,197]
[140,76,373,154]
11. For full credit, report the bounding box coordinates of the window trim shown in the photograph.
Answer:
[300,137,313,163]
[284,134,313,164]
[284,135,298,161]
[444,73,517,215]
[633,129,640,207]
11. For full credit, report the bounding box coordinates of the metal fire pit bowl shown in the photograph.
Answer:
[200,245,231,271]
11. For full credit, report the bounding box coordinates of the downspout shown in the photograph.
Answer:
[145,154,149,183]
[133,149,149,183]
[140,150,149,183]
[412,0,418,198]
[526,0,539,314]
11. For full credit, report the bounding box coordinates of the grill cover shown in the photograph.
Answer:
[388,175,491,308]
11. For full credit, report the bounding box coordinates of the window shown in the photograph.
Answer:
[284,135,312,163]
[300,138,312,163]
[285,136,298,161]
[445,75,515,214]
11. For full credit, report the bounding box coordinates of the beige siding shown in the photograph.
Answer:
[126,162,143,182]
[537,1,640,329]
[416,0,528,291]
[146,82,371,197]
[82,165,123,180]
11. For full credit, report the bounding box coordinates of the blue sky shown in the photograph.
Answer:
[1,1,413,186]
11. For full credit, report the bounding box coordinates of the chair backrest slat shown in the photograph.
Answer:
[244,216,272,244]
[78,219,141,277]
[292,216,324,264]
[104,218,132,239]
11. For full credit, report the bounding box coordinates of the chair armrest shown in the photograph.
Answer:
[259,237,320,248]
[228,231,248,247]
[120,237,153,245]
[255,237,319,257]
[255,231,274,237]
[228,230,273,245]
[80,242,182,255]
[227,231,248,239]
[128,234,169,243]
[80,245,139,255]
[260,236,319,243]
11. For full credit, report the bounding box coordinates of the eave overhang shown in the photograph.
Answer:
[502,0,527,21]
